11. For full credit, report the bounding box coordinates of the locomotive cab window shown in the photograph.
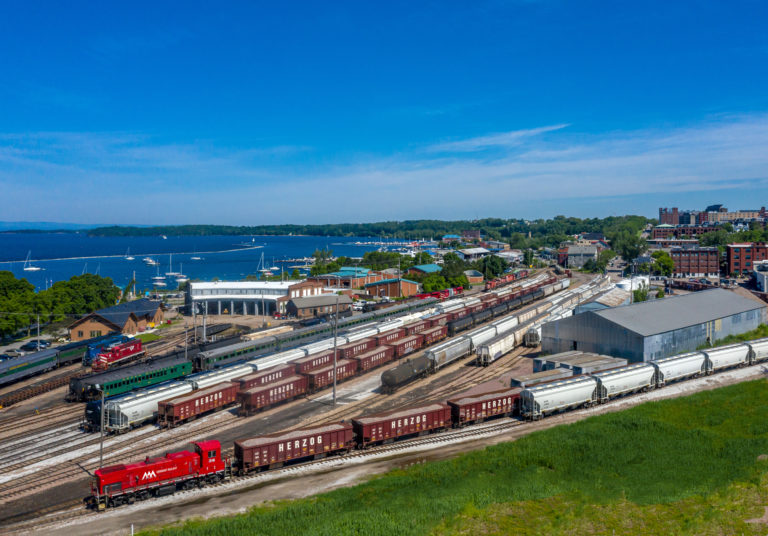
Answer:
[208,450,216,458]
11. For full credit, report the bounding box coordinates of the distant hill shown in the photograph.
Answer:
[0,222,148,232]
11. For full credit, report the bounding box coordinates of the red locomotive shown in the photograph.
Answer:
[92,339,144,371]
[87,440,229,510]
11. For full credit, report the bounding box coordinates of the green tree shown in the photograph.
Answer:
[699,229,729,248]
[633,283,649,303]
[650,250,675,277]
[656,286,665,299]
[610,230,648,263]
[291,269,301,279]
[473,255,508,280]
[523,249,535,267]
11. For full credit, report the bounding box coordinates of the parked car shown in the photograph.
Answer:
[20,339,51,351]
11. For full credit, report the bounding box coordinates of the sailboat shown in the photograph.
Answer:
[175,263,189,283]
[152,265,167,287]
[165,254,181,276]
[124,248,135,261]
[23,251,43,271]
[190,247,202,261]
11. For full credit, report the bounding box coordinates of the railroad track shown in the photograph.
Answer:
[0,369,84,410]
[0,403,82,440]
[2,417,527,533]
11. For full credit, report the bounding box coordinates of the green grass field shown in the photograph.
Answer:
[142,379,768,536]
[135,333,161,343]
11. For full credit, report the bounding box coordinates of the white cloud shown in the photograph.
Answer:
[1,114,768,224]
[426,124,570,152]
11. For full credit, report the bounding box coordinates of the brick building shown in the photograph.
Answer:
[68,298,164,341]
[726,243,768,276]
[364,278,420,298]
[659,207,679,225]
[651,224,718,239]
[275,280,325,315]
[669,247,720,278]
[309,267,384,289]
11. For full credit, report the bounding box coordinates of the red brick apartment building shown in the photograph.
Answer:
[669,247,720,278]
[727,243,768,276]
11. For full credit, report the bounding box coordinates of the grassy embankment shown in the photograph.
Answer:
[699,323,768,349]
[142,378,768,536]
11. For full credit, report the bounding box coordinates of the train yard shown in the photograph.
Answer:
[5,269,759,535]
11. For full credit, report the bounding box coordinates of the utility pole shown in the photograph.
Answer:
[184,320,188,362]
[99,388,105,469]
[202,302,208,342]
[36,314,40,351]
[192,302,197,344]
[332,294,338,407]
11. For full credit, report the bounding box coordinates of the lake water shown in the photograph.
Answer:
[0,233,390,291]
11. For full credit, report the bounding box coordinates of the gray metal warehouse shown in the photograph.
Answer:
[541,288,766,362]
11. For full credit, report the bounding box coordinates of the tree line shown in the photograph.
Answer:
[0,272,121,338]
[84,215,655,243]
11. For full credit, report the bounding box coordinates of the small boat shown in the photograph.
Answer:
[175,264,189,283]
[143,257,159,265]
[23,251,43,271]
[125,248,135,261]
[161,235,168,240]
[165,254,181,276]
[152,279,167,287]
[190,256,202,261]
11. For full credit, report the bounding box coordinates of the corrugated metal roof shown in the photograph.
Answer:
[410,264,442,273]
[593,288,765,337]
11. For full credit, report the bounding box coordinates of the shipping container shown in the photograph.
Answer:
[237,375,308,416]
[448,388,521,425]
[291,350,335,374]
[421,325,448,346]
[234,422,355,473]
[235,365,295,390]
[158,382,239,427]
[392,334,425,358]
[337,338,376,359]
[352,403,451,447]
[303,359,358,391]
[374,328,406,346]
[351,345,395,372]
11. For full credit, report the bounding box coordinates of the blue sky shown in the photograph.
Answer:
[1,1,767,225]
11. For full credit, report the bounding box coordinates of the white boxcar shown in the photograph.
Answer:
[467,325,499,351]
[592,363,657,401]
[748,338,768,363]
[302,337,345,356]
[425,337,472,370]
[477,330,517,366]
[520,376,598,419]
[184,363,255,390]
[703,343,751,372]
[651,352,707,385]
[105,381,193,432]
[248,348,307,371]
